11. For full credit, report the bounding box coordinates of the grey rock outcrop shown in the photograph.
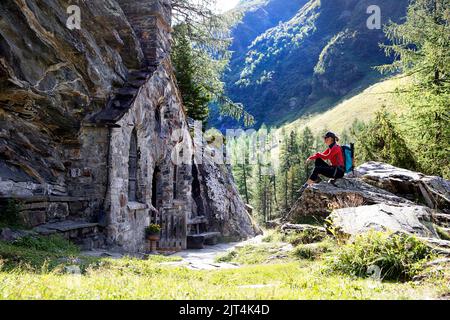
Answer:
[287,177,413,221]
[356,162,450,212]
[200,163,261,240]
[329,204,437,238]
[287,162,450,247]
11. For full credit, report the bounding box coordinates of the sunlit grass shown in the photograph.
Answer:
[0,230,448,300]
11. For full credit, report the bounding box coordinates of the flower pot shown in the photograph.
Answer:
[147,234,160,242]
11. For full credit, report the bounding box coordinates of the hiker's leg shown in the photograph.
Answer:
[310,165,336,181]
[315,158,328,167]
[309,159,332,183]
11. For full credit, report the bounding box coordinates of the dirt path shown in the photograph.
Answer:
[163,235,265,270]
[81,235,266,270]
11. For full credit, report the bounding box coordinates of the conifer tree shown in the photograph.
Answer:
[378,0,449,178]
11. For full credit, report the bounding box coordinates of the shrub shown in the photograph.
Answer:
[326,231,433,281]
[283,228,326,246]
[14,235,79,255]
[263,229,326,245]
[292,239,336,260]
[0,235,80,272]
[145,224,161,237]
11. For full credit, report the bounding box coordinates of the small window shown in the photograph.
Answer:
[128,129,138,202]
[173,165,178,200]
[155,105,162,135]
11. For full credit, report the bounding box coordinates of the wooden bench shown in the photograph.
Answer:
[187,232,221,249]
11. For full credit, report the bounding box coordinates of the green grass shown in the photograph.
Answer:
[0,231,448,300]
[215,243,293,265]
[262,228,326,246]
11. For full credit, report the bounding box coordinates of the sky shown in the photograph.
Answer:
[215,0,240,13]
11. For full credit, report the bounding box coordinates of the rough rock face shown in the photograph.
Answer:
[287,162,450,245]
[0,0,258,252]
[356,162,450,212]
[195,152,262,241]
[287,177,413,220]
[0,0,143,191]
[329,204,437,238]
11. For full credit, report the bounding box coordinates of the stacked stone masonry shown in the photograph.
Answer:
[0,0,260,253]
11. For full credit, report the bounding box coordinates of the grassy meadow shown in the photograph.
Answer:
[0,230,448,300]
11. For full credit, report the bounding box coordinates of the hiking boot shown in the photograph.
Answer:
[298,183,308,195]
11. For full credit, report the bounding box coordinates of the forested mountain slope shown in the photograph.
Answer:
[211,0,409,129]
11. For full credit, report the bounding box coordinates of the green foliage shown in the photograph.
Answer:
[172,24,211,125]
[145,224,161,237]
[292,240,336,261]
[400,87,450,179]
[284,229,326,246]
[228,133,253,203]
[0,235,79,272]
[171,7,254,126]
[0,200,24,228]
[436,226,450,241]
[355,108,417,170]
[327,231,434,281]
[377,0,450,178]
[0,230,448,299]
[14,235,79,255]
[213,0,410,129]
[378,0,450,88]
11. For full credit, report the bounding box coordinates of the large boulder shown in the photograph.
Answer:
[329,204,438,238]
[287,177,413,221]
[356,162,450,212]
[195,151,262,240]
[286,162,450,247]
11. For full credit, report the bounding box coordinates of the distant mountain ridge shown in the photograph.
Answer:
[211,0,409,130]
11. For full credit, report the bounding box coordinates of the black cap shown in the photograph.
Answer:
[323,131,337,139]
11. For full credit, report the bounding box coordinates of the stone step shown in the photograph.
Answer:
[188,216,208,225]
[34,220,99,233]
[33,220,104,250]
[187,232,221,249]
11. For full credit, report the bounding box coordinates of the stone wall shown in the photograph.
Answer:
[105,59,193,252]
[0,0,260,253]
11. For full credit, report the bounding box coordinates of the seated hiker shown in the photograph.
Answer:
[305,131,345,186]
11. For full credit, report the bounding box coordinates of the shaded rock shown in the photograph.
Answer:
[281,223,326,234]
[287,177,412,221]
[0,228,14,241]
[426,258,450,266]
[356,162,450,212]
[419,237,450,250]
[46,203,69,221]
[0,227,36,242]
[329,204,438,238]
[433,213,450,228]
[266,218,283,229]
[194,146,262,241]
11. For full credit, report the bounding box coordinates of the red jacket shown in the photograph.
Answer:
[308,143,344,167]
